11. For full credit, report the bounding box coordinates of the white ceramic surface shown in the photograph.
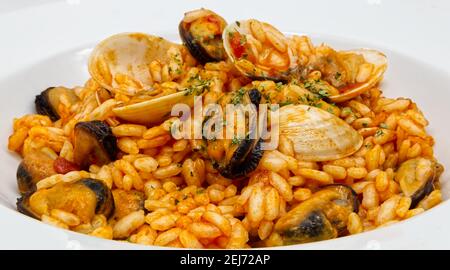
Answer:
[0,0,449,249]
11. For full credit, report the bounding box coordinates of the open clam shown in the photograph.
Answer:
[89,32,178,94]
[223,20,386,101]
[278,104,363,161]
[326,49,387,103]
[88,32,197,125]
[223,20,298,81]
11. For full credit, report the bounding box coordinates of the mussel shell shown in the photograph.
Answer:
[179,9,227,64]
[35,87,59,121]
[248,89,262,106]
[218,138,263,179]
[16,150,57,195]
[35,87,79,121]
[275,184,358,244]
[16,193,40,219]
[279,104,363,161]
[73,120,118,169]
[17,162,35,195]
[396,158,439,208]
[213,89,263,179]
[282,210,336,244]
[16,178,114,221]
[79,178,115,218]
[322,184,359,234]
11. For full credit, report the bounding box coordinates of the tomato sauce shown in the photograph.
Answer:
[53,157,80,174]
[230,32,245,59]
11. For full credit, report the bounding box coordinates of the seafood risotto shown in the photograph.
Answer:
[7,8,444,248]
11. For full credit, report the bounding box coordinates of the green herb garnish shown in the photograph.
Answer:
[375,129,384,137]
[231,88,246,105]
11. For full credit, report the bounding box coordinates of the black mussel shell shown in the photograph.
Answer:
[35,87,79,121]
[79,178,115,218]
[73,120,118,169]
[179,9,227,64]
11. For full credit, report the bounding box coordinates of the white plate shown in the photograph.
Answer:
[1,0,449,249]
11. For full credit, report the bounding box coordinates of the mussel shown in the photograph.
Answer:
[278,104,363,161]
[35,86,80,121]
[73,120,118,169]
[112,189,145,219]
[223,19,298,81]
[395,157,443,208]
[17,178,114,222]
[179,8,227,64]
[208,89,263,179]
[17,150,56,195]
[274,184,358,244]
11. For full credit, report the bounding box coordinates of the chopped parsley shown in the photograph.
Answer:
[236,21,241,27]
[231,136,242,145]
[362,122,369,128]
[318,89,330,98]
[184,75,211,96]
[375,129,384,137]
[231,88,246,105]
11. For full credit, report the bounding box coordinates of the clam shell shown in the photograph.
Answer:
[223,20,298,81]
[112,90,194,125]
[88,32,178,94]
[328,49,387,103]
[279,104,363,161]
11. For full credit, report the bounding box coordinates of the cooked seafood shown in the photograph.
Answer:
[73,120,118,169]
[35,86,79,121]
[88,33,181,94]
[17,178,114,222]
[17,150,56,194]
[275,184,358,244]
[6,8,444,249]
[206,88,263,179]
[223,20,298,81]
[396,158,443,208]
[278,104,363,161]
[179,8,227,64]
